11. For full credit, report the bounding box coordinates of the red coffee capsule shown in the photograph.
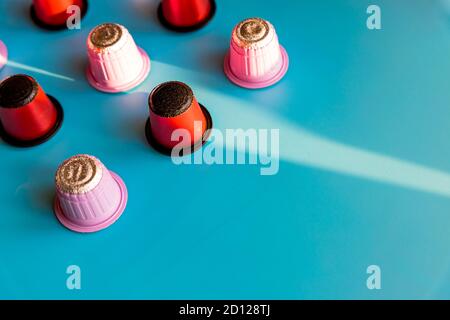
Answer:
[145,81,213,156]
[30,0,88,30]
[158,0,216,32]
[0,74,64,147]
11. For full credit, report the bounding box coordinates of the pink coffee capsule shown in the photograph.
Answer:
[53,154,128,233]
[86,23,151,93]
[0,40,7,70]
[224,17,289,89]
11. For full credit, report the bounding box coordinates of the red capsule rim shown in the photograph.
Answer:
[30,0,89,31]
[157,0,216,33]
[145,103,213,156]
[0,94,64,147]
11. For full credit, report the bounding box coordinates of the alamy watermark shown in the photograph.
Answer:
[66,265,81,290]
[66,5,81,30]
[367,5,382,30]
[170,122,280,176]
[367,265,382,290]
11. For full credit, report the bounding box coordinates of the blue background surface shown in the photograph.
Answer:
[0,0,449,299]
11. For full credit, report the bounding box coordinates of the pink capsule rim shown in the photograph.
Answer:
[223,45,289,89]
[53,171,128,233]
[0,40,7,70]
[86,47,151,93]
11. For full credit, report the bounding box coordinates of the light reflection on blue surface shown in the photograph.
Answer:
[5,60,75,81]
[141,61,450,198]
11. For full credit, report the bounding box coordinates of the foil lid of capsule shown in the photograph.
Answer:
[88,23,127,53]
[0,75,38,108]
[55,155,103,194]
[232,18,275,49]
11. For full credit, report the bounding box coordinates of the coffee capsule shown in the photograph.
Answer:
[0,74,63,147]
[86,23,151,93]
[224,17,289,89]
[30,0,88,30]
[157,0,216,32]
[54,154,128,233]
[145,81,213,156]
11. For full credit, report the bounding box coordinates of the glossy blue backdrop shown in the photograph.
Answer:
[0,0,449,299]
